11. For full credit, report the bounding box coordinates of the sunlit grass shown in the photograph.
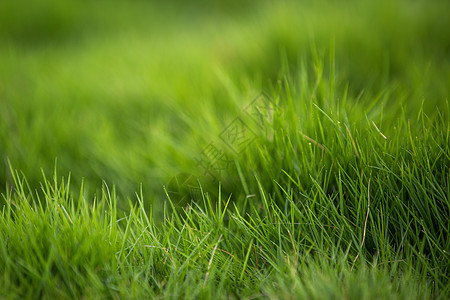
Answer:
[1,0,449,298]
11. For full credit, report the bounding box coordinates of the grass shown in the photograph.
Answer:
[1,0,449,298]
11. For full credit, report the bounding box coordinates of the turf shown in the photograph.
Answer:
[1,0,449,298]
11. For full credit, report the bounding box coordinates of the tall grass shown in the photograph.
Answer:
[1,139,448,298]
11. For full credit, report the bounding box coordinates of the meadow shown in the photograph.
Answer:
[1,0,449,298]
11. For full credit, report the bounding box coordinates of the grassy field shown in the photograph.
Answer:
[1,0,449,298]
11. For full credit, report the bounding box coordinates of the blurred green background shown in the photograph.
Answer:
[1,0,449,210]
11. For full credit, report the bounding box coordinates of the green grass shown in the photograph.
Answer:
[1,0,449,298]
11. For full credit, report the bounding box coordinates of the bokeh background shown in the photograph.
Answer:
[1,0,449,212]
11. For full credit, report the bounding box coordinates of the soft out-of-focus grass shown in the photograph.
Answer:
[0,0,449,297]
[1,0,449,205]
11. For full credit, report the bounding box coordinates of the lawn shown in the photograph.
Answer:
[1,0,449,298]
